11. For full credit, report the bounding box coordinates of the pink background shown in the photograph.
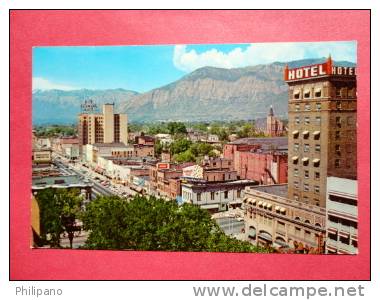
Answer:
[10,10,370,280]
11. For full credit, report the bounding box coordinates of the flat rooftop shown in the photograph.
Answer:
[93,142,130,148]
[247,184,288,198]
[32,175,92,188]
[228,137,288,148]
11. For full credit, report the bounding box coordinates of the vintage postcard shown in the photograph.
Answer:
[31,41,358,255]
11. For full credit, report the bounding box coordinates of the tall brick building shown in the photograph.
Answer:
[243,57,357,253]
[78,103,128,151]
[285,56,357,207]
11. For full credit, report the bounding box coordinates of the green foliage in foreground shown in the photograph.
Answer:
[35,188,83,248]
[82,195,273,253]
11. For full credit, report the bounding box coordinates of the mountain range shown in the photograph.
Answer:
[32,58,355,124]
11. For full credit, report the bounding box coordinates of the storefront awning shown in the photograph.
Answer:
[249,199,256,205]
[258,232,273,242]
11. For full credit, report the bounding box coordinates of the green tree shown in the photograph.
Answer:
[237,123,255,138]
[170,138,192,155]
[167,122,187,135]
[173,149,196,163]
[35,188,83,248]
[82,195,273,253]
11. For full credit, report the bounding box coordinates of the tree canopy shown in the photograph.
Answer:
[82,195,273,253]
[35,188,83,248]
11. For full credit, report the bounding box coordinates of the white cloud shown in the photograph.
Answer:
[32,77,78,91]
[173,42,357,72]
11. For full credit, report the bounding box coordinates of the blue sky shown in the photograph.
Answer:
[33,41,356,93]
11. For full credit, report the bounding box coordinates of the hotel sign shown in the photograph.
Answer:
[284,58,356,81]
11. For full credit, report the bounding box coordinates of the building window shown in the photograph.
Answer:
[295,104,300,111]
[336,101,342,109]
[304,170,309,179]
[197,193,201,202]
[295,116,300,125]
[339,236,350,245]
[315,116,321,125]
[294,181,299,189]
[294,168,299,177]
[315,88,322,98]
[305,104,311,111]
[315,144,321,152]
[314,198,320,206]
[294,143,299,152]
[304,144,310,152]
[294,90,300,99]
[336,116,342,128]
[304,116,310,125]
[336,88,342,97]
[304,183,309,192]
[211,192,215,200]
[315,172,320,180]
[237,190,241,198]
[316,103,322,111]
[328,232,338,241]
[335,144,341,155]
[335,159,341,168]
[224,191,228,199]
[294,194,299,201]
[304,90,310,98]
[352,240,358,248]
[295,227,301,236]
[335,131,341,140]
[314,185,320,194]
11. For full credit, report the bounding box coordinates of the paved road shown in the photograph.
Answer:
[53,156,138,199]
[216,217,245,236]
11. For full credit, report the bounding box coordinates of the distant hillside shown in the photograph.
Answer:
[32,89,138,125]
[118,58,355,122]
[33,58,356,124]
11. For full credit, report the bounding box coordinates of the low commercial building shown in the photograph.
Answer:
[32,174,93,201]
[149,162,195,199]
[56,137,80,160]
[223,137,288,183]
[325,177,358,254]
[32,149,52,164]
[83,142,134,165]
[243,184,325,253]
[182,179,258,213]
